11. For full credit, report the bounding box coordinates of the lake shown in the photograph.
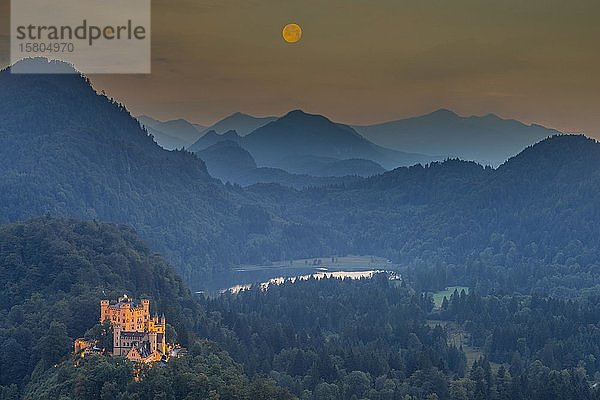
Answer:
[198,255,399,293]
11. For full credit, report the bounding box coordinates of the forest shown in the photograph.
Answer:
[0,218,289,399]
[199,276,600,400]
[2,218,600,399]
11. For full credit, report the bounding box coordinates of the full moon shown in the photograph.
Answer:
[282,23,302,43]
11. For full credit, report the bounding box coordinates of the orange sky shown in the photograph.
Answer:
[1,0,599,136]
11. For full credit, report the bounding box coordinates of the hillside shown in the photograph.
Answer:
[188,129,243,152]
[196,140,363,188]
[235,167,362,189]
[0,218,197,391]
[354,109,559,166]
[0,217,292,399]
[270,135,600,295]
[196,139,257,178]
[138,115,205,150]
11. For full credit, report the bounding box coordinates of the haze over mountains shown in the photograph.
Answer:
[144,106,560,185]
[138,115,205,150]
[354,109,559,166]
[2,59,600,297]
[196,140,364,188]
[188,110,436,182]
[204,112,277,136]
[185,110,424,184]
[236,110,436,170]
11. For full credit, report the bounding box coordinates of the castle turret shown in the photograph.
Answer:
[100,300,110,323]
[113,324,123,356]
[141,299,150,315]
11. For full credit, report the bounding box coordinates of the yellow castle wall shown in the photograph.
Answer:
[100,297,167,358]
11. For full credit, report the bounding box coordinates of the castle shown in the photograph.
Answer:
[75,295,167,363]
[101,295,166,362]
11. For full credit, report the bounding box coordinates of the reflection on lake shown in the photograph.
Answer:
[226,270,389,294]
[197,255,399,293]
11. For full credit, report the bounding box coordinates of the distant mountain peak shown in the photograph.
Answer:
[170,118,192,124]
[277,110,338,128]
[426,108,459,118]
[204,112,277,136]
[137,115,204,150]
[188,129,242,152]
[223,111,250,120]
[285,109,310,116]
[353,109,561,166]
[283,109,326,120]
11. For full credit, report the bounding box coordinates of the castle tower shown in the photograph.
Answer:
[141,299,150,315]
[113,324,123,356]
[100,299,110,323]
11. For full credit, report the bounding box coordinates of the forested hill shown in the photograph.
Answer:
[0,59,231,282]
[0,217,292,400]
[0,218,199,387]
[275,134,600,295]
[0,59,338,286]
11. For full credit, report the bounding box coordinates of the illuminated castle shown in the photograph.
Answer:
[100,295,166,363]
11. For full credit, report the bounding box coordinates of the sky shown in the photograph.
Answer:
[1,0,600,137]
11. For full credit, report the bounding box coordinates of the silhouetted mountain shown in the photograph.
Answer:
[196,140,257,177]
[188,129,242,152]
[197,140,361,188]
[138,115,205,150]
[353,109,559,165]
[242,110,438,170]
[204,112,277,136]
[190,120,387,181]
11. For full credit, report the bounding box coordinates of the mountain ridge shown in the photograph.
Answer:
[353,108,560,165]
[203,111,277,136]
[241,109,438,170]
[138,115,205,149]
